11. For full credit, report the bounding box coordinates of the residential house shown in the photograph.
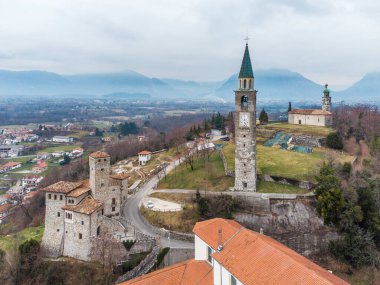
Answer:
[21,175,44,192]
[0,203,17,224]
[32,160,48,174]
[138,150,152,166]
[52,136,74,143]
[121,218,348,285]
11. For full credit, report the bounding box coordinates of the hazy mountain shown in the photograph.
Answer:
[335,72,380,102]
[214,69,324,102]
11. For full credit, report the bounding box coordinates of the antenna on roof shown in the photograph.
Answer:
[218,224,223,252]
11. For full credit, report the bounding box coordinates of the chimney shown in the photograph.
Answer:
[218,224,223,251]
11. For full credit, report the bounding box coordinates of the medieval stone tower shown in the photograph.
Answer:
[322,83,332,112]
[89,152,111,213]
[234,43,257,192]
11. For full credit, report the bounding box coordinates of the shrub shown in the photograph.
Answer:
[326,132,343,150]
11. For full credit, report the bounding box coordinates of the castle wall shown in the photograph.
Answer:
[63,210,101,261]
[41,192,66,257]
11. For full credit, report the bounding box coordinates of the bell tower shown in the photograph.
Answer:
[322,83,332,112]
[234,43,257,192]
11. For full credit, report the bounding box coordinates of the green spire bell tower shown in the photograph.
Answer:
[234,43,257,192]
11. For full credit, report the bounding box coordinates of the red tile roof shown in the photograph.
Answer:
[138,150,152,155]
[89,151,110,158]
[3,161,21,167]
[288,109,332,115]
[0,203,14,213]
[42,181,82,193]
[193,218,243,250]
[109,173,130,180]
[119,259,213,285]
[62,196,103,215]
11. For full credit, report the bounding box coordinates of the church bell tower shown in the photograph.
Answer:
[234,43,257,192]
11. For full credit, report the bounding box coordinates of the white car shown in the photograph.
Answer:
[147,200,154,209]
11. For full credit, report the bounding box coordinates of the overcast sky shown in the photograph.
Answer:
[0,0,380,89]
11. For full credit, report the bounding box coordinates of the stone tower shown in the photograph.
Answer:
[234,44,257,192]
[89,151,111,208]
[322,84,332,112]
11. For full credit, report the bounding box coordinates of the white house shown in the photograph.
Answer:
[121,218,348,285]
[52,136,73,143]
[138,150,152,166]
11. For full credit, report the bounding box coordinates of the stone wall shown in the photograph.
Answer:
[235,199,339,256]
[162,248,194,267]
[290,135,326,148]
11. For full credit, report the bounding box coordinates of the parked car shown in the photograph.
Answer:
[147,200,154,209]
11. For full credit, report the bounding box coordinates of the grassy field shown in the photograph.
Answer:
[223,143,348,182]
[39,145,78,153]
[0,225,44,252]
[158,152,233,191]
[262,122,333,136]
[257,181,309,194]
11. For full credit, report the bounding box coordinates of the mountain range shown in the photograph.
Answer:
[0,69,378,103]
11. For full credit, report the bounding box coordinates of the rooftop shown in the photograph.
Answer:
[119,259,213,285]
[42,181,83,194]
[62,196,103,215]
[288,109,332,115]
[109,173,130,180]
[66,187,90,198]
[238,44,254,79]
[138,150,152,155]
[89,151,110,158]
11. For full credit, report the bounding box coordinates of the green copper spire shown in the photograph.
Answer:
[239,44,254,79]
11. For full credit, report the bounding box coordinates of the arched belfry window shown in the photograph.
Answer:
[243,79,247,89]
[249,79,252,89]
[241,96,248,110]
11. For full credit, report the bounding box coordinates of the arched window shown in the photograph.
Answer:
[243,79,246,89]
[97,226,101,236]
[241,96,248,110]
[249,79,252,89]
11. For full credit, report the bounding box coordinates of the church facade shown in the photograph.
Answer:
[234,44,257,192]
[288,84,333,127]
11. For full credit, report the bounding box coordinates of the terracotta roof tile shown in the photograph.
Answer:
[0,203,14,213]
[119,259,212,285]
[89,151,110,158]
[66,187,90,197]
[62,196,103,215]
[138,150,152,155]
[193,218,242,250]
[42,181,82,194]
[211,227,348,285]
[288,109,332,115]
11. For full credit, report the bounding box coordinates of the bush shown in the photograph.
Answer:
[326,132,343,150]
[341,162,352,175]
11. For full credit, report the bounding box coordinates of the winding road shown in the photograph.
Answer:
[121,158,194,249]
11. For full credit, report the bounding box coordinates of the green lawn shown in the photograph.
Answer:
[39,145,78,153]
[223,143,323,182]
[263,122,333,136]
[158,152,233,191]
[257,181,309,194]
[0,225,44,252]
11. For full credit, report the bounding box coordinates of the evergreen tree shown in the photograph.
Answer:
[288,102,292,112]
[259,109,269,124]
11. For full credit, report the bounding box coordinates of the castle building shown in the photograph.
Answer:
[41,151,128,261]
[288,84,333,127]
[234,43,257,192]
[121,218,348,285]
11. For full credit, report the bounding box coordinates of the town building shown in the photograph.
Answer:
[52,136,74,143]
[41,151,128,261]
[121,218,348,285]
[0,203,17,224]
[234,43,257,192]
[0,144,24,157]
[288,84,333,127]
[138,150,152,165]
[32,160,48,174]
[21,175,44,192]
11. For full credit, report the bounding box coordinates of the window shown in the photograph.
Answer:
[101,168,104,171]
[243,79,246,89]
[112,198,116,205]
[54,195,57,200]
[207,246,212,263]
[48,194,51,199]
[98,159,101,162]
[97,226,100,236]
[57,229,60,232]
[57,212,60,217]
[60,195,63,200]
[66,212,72,219]
[243,182,247,188]
[81,221,84,225]
[79,233,82,239]
[241,96,248,110]
[112,207,115,212]
[231,275,237,285]
[104,159,107,162]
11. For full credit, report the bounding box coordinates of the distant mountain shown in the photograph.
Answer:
[103,92,151,99]
[336,72,380,102]
[213,69,324,102]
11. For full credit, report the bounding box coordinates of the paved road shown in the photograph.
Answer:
[122,159,194,249]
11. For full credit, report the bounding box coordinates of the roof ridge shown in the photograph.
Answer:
[179,261,188,285]
[221,225,245,248]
